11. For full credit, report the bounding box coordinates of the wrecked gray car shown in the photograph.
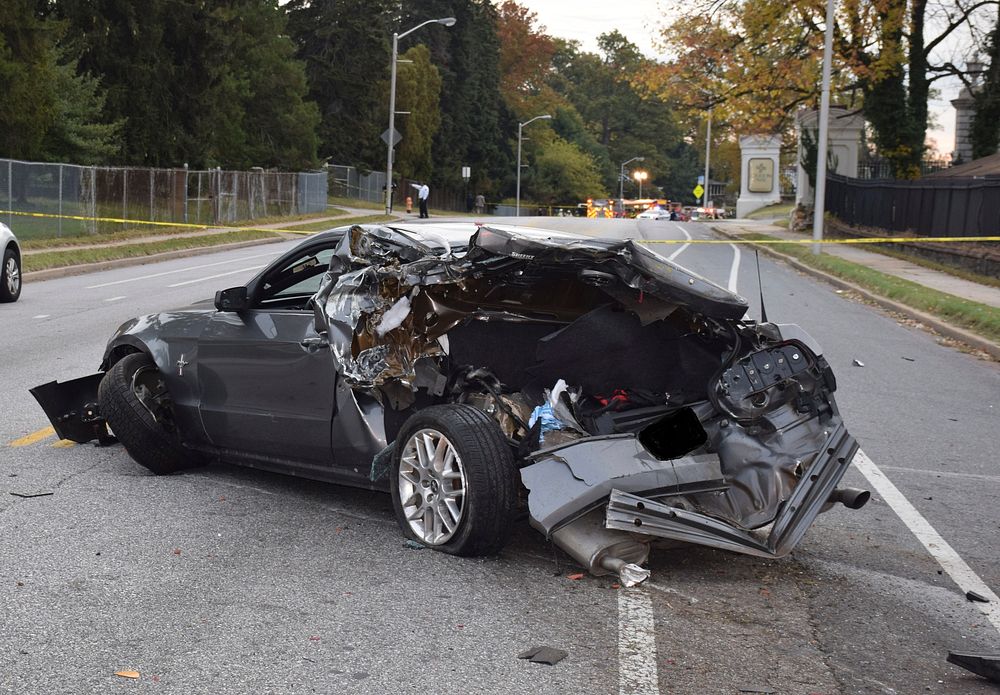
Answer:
[31,223,868,585]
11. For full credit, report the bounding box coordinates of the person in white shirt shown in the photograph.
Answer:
[410,182,430,218]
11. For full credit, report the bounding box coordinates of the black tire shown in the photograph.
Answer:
[391,404,519,557]
[98,352,203,475]
[0,246,20,302]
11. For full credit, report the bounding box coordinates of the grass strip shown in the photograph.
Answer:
[743,233,1000,344]
[23,230,280,273]
[745,203,794,220]
[279,213,394,233]
[328,195,384,210]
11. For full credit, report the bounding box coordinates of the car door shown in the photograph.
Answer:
[196,243,340,467]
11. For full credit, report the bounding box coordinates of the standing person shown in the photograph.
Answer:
[474,193,485,214]
[410,182,429,218]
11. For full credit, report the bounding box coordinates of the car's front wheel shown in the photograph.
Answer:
[0,246,20,302]
[391,404,519,556]
[98,353,204,475]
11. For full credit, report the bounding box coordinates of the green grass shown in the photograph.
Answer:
[743,233,1000,344]
[745,202,794,220]
[23,230,280,273]
[279,214,394,233]
[328,195,384,210]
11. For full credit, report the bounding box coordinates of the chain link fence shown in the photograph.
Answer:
[1,158,327,240]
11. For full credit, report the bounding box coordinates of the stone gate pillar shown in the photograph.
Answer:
[736,135,782,218]
[795,107,866,205]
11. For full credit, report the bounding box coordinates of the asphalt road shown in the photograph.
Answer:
[1,216,997,694]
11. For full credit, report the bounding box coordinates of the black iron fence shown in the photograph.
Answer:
[826,173,1000,237]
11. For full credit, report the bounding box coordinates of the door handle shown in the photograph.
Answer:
[300,336,329,351]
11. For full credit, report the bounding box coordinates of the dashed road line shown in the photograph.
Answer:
[853,449,1000,634]
[86,252,281,289]
[618,589,660,694]
[166,265,265,288]
[104,296,126,302]
[9,426,56,447]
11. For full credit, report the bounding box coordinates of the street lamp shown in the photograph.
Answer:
[516,114,551,217]
[385,16,457,214]
[633,170,648,199]
[619,156,644,203]
[703,108,712,210]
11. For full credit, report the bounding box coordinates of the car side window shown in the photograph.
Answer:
[258,246,338,309]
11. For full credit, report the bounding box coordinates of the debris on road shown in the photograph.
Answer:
[852,359,865,367]
[9,491,53,498]
[114,670,140,679]
[517,646,568,665]
[965,590,990,603]
[947,651,1000,684]
[403,539,426,550]
[566,572,585,581]
[737,687,776,694]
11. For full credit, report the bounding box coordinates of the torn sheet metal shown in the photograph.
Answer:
[520,435,725,535]
[605,421,858,557]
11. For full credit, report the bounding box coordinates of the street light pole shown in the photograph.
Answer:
[703,108,712,209]
[516,113,551,217]
[633,170,648,199]
[619,156,644,204]
[385,17,456,215]
[811,0,835,254]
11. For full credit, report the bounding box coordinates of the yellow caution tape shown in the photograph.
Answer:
[2,209,997,244]
[0,209,321,236]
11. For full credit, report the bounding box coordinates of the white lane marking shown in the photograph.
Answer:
[104,296,126,302]
[618,589,660,694]
[667,224,692,260]
[166,265,265,288]
[32,314,50,319]
[852,449,1000,634]
[727,242,741,293]
[878,465,1000,484]
[86,252,281,289]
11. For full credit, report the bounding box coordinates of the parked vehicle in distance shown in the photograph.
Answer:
[31,222,868,586]
[1,222,22,303]
[636,207,670,220]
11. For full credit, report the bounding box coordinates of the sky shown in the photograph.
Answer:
[518,0,961,156]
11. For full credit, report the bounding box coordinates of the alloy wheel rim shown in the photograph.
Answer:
[5,257,18,295]
[398,428,467,545]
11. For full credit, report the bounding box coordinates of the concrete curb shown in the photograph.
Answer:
[712,226,1000,361]
[23,235,290,282]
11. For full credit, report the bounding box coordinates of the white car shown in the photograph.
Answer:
[636,208,670,220]
[1,221,22,302]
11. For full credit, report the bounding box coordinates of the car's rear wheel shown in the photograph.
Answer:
[0,247,20,302]
[98,353,204,475]
[391,404,519,557]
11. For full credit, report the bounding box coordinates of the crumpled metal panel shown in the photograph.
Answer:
[605,420,859,557]
[520,434,724,535]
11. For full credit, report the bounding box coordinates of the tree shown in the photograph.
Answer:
[972,17,1000,158]
[287,0,394,169]
[653,0,996,178]
[394,44,443,181]
[0,1,119,164]
[54,0,318,169]
[529,136,606,203]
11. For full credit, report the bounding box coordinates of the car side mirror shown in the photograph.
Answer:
[214,286,249,312]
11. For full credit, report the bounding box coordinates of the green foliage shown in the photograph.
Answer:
[972,20,1000,160]
[55,0,318,169]
[395,45,443,181]
[529,136,605,203]
[287,0,394,169]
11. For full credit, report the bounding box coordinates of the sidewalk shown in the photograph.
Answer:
[716,220,1000,310]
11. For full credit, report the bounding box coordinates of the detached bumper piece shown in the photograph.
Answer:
[29,373,112,444]
[606,422,859,558]
[947,651,1000,684]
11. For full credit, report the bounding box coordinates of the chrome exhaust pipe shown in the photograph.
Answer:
[829,487,871,510]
